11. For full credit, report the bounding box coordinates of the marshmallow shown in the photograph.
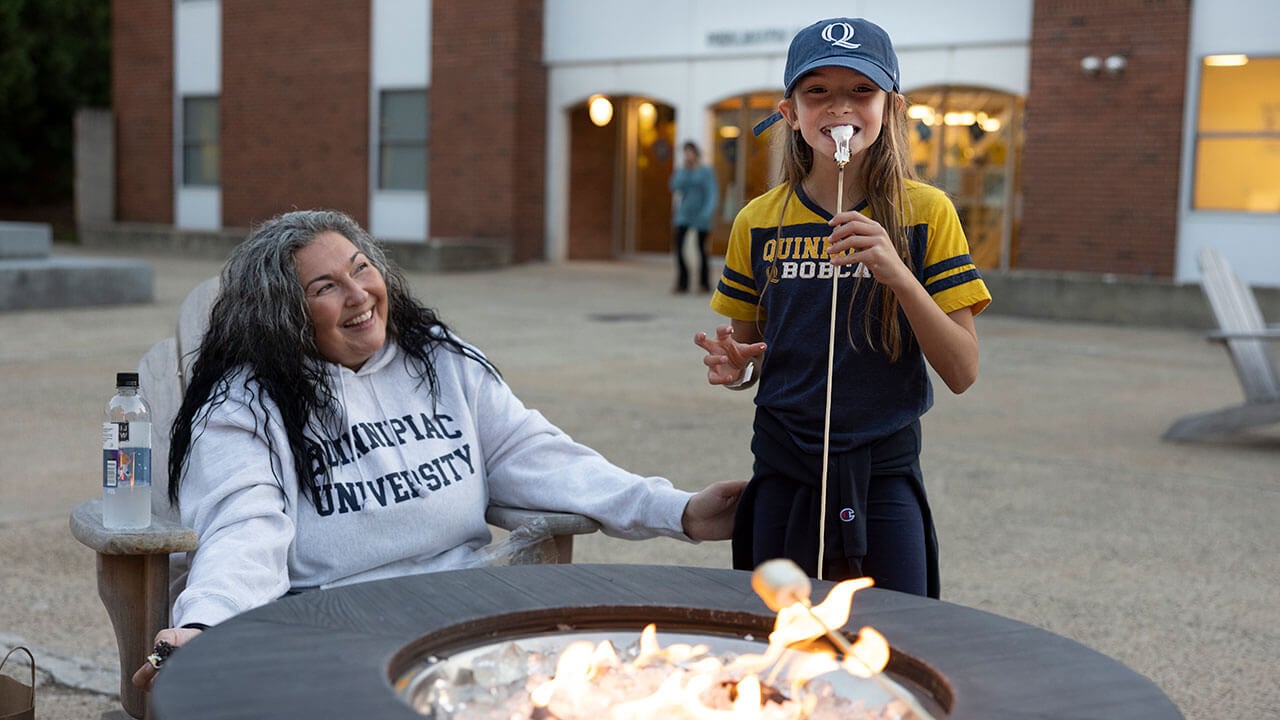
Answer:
[831,125,854,166]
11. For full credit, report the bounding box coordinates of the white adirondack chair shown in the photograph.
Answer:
[1163,246,1280,442]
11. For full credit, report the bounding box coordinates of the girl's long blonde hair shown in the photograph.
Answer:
[773,91,916,361]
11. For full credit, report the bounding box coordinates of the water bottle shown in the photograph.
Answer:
[102,371,152,529]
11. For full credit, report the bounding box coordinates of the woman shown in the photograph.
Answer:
[669,141,719,294]
[134,209,743,690]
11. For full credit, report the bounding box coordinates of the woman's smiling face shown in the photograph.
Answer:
[782,65,888,163]
[294,231,388,371]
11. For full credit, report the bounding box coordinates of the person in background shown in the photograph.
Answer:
[669,141,719,294]
[133,209,744,691]
[694,18,991,597]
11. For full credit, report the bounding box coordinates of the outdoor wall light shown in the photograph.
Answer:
[1081,54,1127,78]
[588,94,613,127]
[1104,54,1127,76]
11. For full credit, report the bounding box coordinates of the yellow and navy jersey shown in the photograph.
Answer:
[710,179,991,452]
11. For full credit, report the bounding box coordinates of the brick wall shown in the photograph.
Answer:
[1019,0,1190,277]
[221,0,371,228]
[112,0,173,224]
[430,0,546,262]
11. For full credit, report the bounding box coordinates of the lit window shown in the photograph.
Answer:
[379,89,428,191]
[1193,56,1280,212]
[182,96,219,187]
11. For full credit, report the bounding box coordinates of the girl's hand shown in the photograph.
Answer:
[132,626,205,691]
[682,479,747,540]
[693,324,767,386]
[829,210,981,394]
[827,211,911,289]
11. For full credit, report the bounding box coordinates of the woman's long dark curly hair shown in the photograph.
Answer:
[167,209,494,510]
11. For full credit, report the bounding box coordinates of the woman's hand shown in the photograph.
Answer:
[682,479,747,540]
[131,626,205,692]
[694,323,767,386]
[826,210,911,289]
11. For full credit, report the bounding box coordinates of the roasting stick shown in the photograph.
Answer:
[818,124,854,581]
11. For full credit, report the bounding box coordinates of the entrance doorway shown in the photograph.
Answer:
[566,95,676,259]
[710,93,779,255]
[905,86,1023,270]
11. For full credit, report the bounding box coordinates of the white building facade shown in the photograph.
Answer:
[542,0,1280,286]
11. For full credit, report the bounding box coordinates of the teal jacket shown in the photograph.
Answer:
[670,164,718,231]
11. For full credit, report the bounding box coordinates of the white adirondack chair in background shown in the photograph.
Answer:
[1163,246,1280,442]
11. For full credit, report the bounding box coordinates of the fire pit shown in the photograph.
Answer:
[149,565,1182,720]
[396,562,939,719]
[396,625,942,719]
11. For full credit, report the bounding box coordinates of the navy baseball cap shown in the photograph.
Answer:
[753,18,900,136]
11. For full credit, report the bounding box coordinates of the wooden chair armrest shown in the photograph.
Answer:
[484,505,600,565]
[484,505,602,537]
[70,498,199,719]
[70,498,197,556]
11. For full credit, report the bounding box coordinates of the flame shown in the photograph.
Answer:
[843,626,891,679]
[636,623,708,667]
[772,577,873,647]
[526,570,894,719]
[530,640,595,706]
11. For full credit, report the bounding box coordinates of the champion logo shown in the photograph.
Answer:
[821,22,862,50]
[839,507,856,522]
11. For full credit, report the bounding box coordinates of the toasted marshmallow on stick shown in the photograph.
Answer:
[752,558,813,611]
[830,124,854,167]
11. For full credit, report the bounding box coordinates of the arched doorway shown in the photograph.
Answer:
[566,95,676,259]
[904,86,1024,270]
[709,92,779,255]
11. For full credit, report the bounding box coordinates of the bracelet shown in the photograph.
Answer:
[148,623,208,669]
[146,640,176,669]
[725,360,756,390]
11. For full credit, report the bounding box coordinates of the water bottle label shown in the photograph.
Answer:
[102,422,119,450]
[103,422,118,489]
[116,447,152,489]
[102,421,152,489]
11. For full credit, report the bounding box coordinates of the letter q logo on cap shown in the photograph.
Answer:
[821,22,862,49]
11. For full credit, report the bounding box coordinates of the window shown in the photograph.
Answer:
[379,89,428,191]
[1193,55,1280,212]
[182,96,219,186]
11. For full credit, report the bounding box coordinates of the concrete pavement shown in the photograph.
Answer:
[1,244,1276,719]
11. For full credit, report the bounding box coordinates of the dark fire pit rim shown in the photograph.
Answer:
[149,564,1183,720]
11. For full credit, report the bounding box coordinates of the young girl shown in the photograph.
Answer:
[695,17,991,597]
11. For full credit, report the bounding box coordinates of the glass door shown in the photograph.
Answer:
[906,86,1023,270]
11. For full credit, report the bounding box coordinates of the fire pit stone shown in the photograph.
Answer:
[150,564,1183,720]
